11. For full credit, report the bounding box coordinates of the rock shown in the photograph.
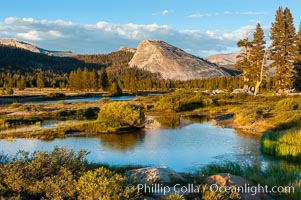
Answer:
[129,40,230,80]
[205,173,273,200]
[231,88,248,94]
[118,46,137,53]
[205,51,242,68]
[125,166,187,185]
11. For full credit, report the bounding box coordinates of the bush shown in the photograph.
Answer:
[276,97,301,111]
[76,107,100,120]
[47,92,66,99]
[98,102,145,127]
[0,148,134,199]
[153,90,213,112]
[156,116,180,128]
[10,102,22,108]
[76,167,130,200]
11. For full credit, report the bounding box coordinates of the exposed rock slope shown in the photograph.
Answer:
[118,46,136,53]
[0,38,74,57]
[129,40,230,80]
[205,51,241,68]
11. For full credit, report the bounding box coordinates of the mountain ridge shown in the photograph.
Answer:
[129,40,230,80]
[0,38,74,57]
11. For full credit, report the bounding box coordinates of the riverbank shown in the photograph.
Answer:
[0,88,170,105]
[0,148,299,200]
[1,90,301,164]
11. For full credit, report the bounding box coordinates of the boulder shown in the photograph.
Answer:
[125,166,187,185]
[205,173,273,200]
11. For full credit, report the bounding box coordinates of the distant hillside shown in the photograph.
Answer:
[0,45,134,73]
[74,51,134,68]
[0,38,74,57]
[129,40,230,80]
[205,51,241,68]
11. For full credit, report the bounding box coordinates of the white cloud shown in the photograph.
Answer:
[47,30,64,38]
[0,17,263,57]
[239,11,266,15]
[162,10,169,16]
[188,13,218,18]
[17,30,43,41]
[152,9,170,16]
[224,11,266,15]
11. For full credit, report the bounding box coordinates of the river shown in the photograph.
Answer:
[0,120,269,172]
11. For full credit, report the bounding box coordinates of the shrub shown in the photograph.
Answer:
[76,107,100,120]
[76,167,131,200]
[0,148,134,199]
[153,90,213,112]
[10,102,22,108]
[98,102,145,127]
[47,92,66,99]
[156,116,180,128]
[275,97,301,111]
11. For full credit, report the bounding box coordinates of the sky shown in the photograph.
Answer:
[0,0,300,57]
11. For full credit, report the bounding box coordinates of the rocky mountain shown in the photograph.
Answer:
[205,51,241,68]
[129,40,230,80]
[0,38,74,57]
[118,46,136,53]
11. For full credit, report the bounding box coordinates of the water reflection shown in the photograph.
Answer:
[0,119,289,172]
[155,116,181,128]
[36,95,136,104]
[98,131,146,152]
[183,114,210,124]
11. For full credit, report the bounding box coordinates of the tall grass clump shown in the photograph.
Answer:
[261,128,301,163]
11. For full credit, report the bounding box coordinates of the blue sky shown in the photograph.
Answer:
[0,0,300,56]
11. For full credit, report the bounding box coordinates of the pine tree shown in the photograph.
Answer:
[249,23,266,86]
[17,78,26,90]
[90,69,99,91]
[234,35,253,85]
[68,71,76,90]
[129,76,137,94]
[270,7,297,90]
[108,81,122,96]
[82,68,90,90]
[75,68,83,90]
[99,68,109,91]
[36,72,45,89]
[235,24,266,90]
[294,23,301,91]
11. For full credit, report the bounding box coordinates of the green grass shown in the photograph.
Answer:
[261,128,301,163]
[197,162,301,200]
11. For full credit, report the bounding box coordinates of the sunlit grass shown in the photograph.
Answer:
[261,128,301,163]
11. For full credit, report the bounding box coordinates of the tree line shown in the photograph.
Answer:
[235,7,301,92]
[1,7,300,95]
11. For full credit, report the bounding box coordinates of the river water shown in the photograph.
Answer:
[0,121,267,172]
